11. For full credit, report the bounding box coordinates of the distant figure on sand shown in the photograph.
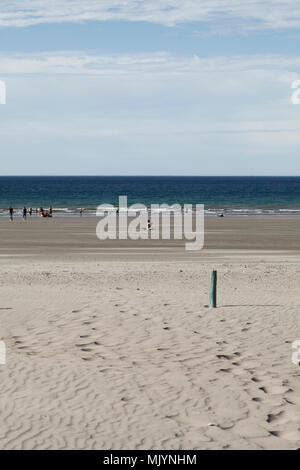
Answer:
[147,219,152,231]
[80,208,83,217]
[49,206,53,216]
[29,208,33,216]
[9,206,13,221]
[23,206,27,221]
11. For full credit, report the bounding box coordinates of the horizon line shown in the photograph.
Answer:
[2,175,300,178]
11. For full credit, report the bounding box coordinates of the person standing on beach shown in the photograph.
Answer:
[23,206,27,221]
[80,208,83,217]
[9,206,13,222]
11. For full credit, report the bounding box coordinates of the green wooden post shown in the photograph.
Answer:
[210,270,217,308]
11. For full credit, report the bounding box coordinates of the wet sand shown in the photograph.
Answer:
[1,216,300,262]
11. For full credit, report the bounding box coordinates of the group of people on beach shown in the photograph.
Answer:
[8,206,53,221]
[8,207,85,220]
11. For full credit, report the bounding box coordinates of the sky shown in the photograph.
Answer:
[1,1,300,175]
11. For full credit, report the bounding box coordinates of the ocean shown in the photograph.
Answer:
[1,176,300,217]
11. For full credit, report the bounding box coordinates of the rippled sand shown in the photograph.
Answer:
[1,258,300,449]
[1,217,300,449]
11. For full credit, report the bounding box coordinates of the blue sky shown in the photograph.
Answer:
[1,1,300,175]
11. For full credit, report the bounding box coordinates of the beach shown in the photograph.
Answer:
[0,217,300,449]
[2,215,300,261]
[2,0,300,454]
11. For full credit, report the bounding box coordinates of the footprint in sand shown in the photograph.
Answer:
[251,377,260,383]
[266,411,285,423]
[216,354,233,360]
[218,368,232,373]
[269,430,300,441]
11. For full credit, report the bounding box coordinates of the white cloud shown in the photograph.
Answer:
[1,53,300,140]
[1,0,300,31]
[1,50,300,174]
[1,51,300,76]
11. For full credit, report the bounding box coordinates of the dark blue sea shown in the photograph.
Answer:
[1,176,300,216]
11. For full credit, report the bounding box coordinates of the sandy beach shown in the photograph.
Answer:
[0,217,300,449]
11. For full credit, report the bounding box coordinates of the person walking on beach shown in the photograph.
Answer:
[23,206,27,221]
[80,208,83,217]
[9,206,13,222]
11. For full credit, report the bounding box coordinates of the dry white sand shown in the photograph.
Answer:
[1,257,300,450]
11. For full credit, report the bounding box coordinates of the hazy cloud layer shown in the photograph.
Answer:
[1,49,300,175]
[1,1,300,31]
[1,51,300,76]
